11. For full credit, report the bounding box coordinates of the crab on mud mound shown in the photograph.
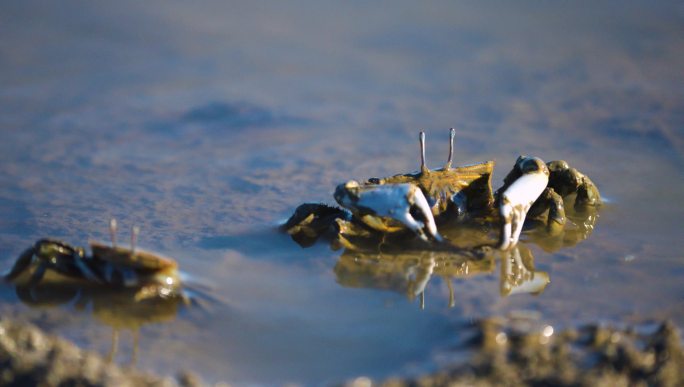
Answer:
[283,129,601,252]
[2,220,187,303]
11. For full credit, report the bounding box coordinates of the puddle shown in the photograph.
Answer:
[1,0,683,384]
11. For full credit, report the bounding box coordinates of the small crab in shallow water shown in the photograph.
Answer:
[284,129,601,251]
[3,220,184,302]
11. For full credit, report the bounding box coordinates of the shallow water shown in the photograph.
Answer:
[1,0,684,385]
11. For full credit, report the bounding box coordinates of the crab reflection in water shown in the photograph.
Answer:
[14,283,182,365]
[323,198,597,308]
[335,243,548,309]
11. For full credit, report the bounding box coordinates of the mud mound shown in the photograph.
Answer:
[0,319,201,387]
[379,318,684,387]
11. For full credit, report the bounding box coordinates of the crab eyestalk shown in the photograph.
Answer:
[498,157,550,250]
[419,131,428,174]
[109,218,118,247]
[444,128,455,170]
[131,226,140,254]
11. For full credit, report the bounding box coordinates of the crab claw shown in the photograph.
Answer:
[2,246,36,282]
[499,157,549,250]
[334,181,443,242]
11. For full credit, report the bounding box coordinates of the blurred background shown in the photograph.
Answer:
[1,1,683,384]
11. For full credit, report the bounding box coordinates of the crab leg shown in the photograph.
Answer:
[535,188,566,235]
[73,258,103,284]
[2,246,36,282]
[27,262,47,286]
[499,157,549,250]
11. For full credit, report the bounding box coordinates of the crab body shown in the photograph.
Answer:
[367,161,496,218]
[331,130,496,244]
[3,223,184,302]
[284,129,601,251]
[89,241,180,300]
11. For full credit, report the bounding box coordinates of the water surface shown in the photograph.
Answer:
[1,1,683,384]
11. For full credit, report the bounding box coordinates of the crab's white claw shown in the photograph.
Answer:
[499,158,549,250]
[407,186,443,242]
[335,182,443,242]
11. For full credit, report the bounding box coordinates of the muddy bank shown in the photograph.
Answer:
[0,319,202,387]
[3,316,683,386]
[375,318,684,387]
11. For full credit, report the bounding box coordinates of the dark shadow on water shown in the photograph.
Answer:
[180,101,310,129]
[142,100,312,138]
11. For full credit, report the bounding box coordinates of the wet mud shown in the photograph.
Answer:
[4,316,683,387]
[1,0,684,385]
[374,318,684,387]
[0,319,202,387]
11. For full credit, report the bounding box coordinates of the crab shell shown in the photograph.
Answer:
[89,241,181,298]
[89,241,178,271]
[334,161,495,237]
[371,160,495,217]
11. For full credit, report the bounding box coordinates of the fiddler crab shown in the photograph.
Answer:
[0,220,219,365]
[284,129,601,252]
[2,219,187,303]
